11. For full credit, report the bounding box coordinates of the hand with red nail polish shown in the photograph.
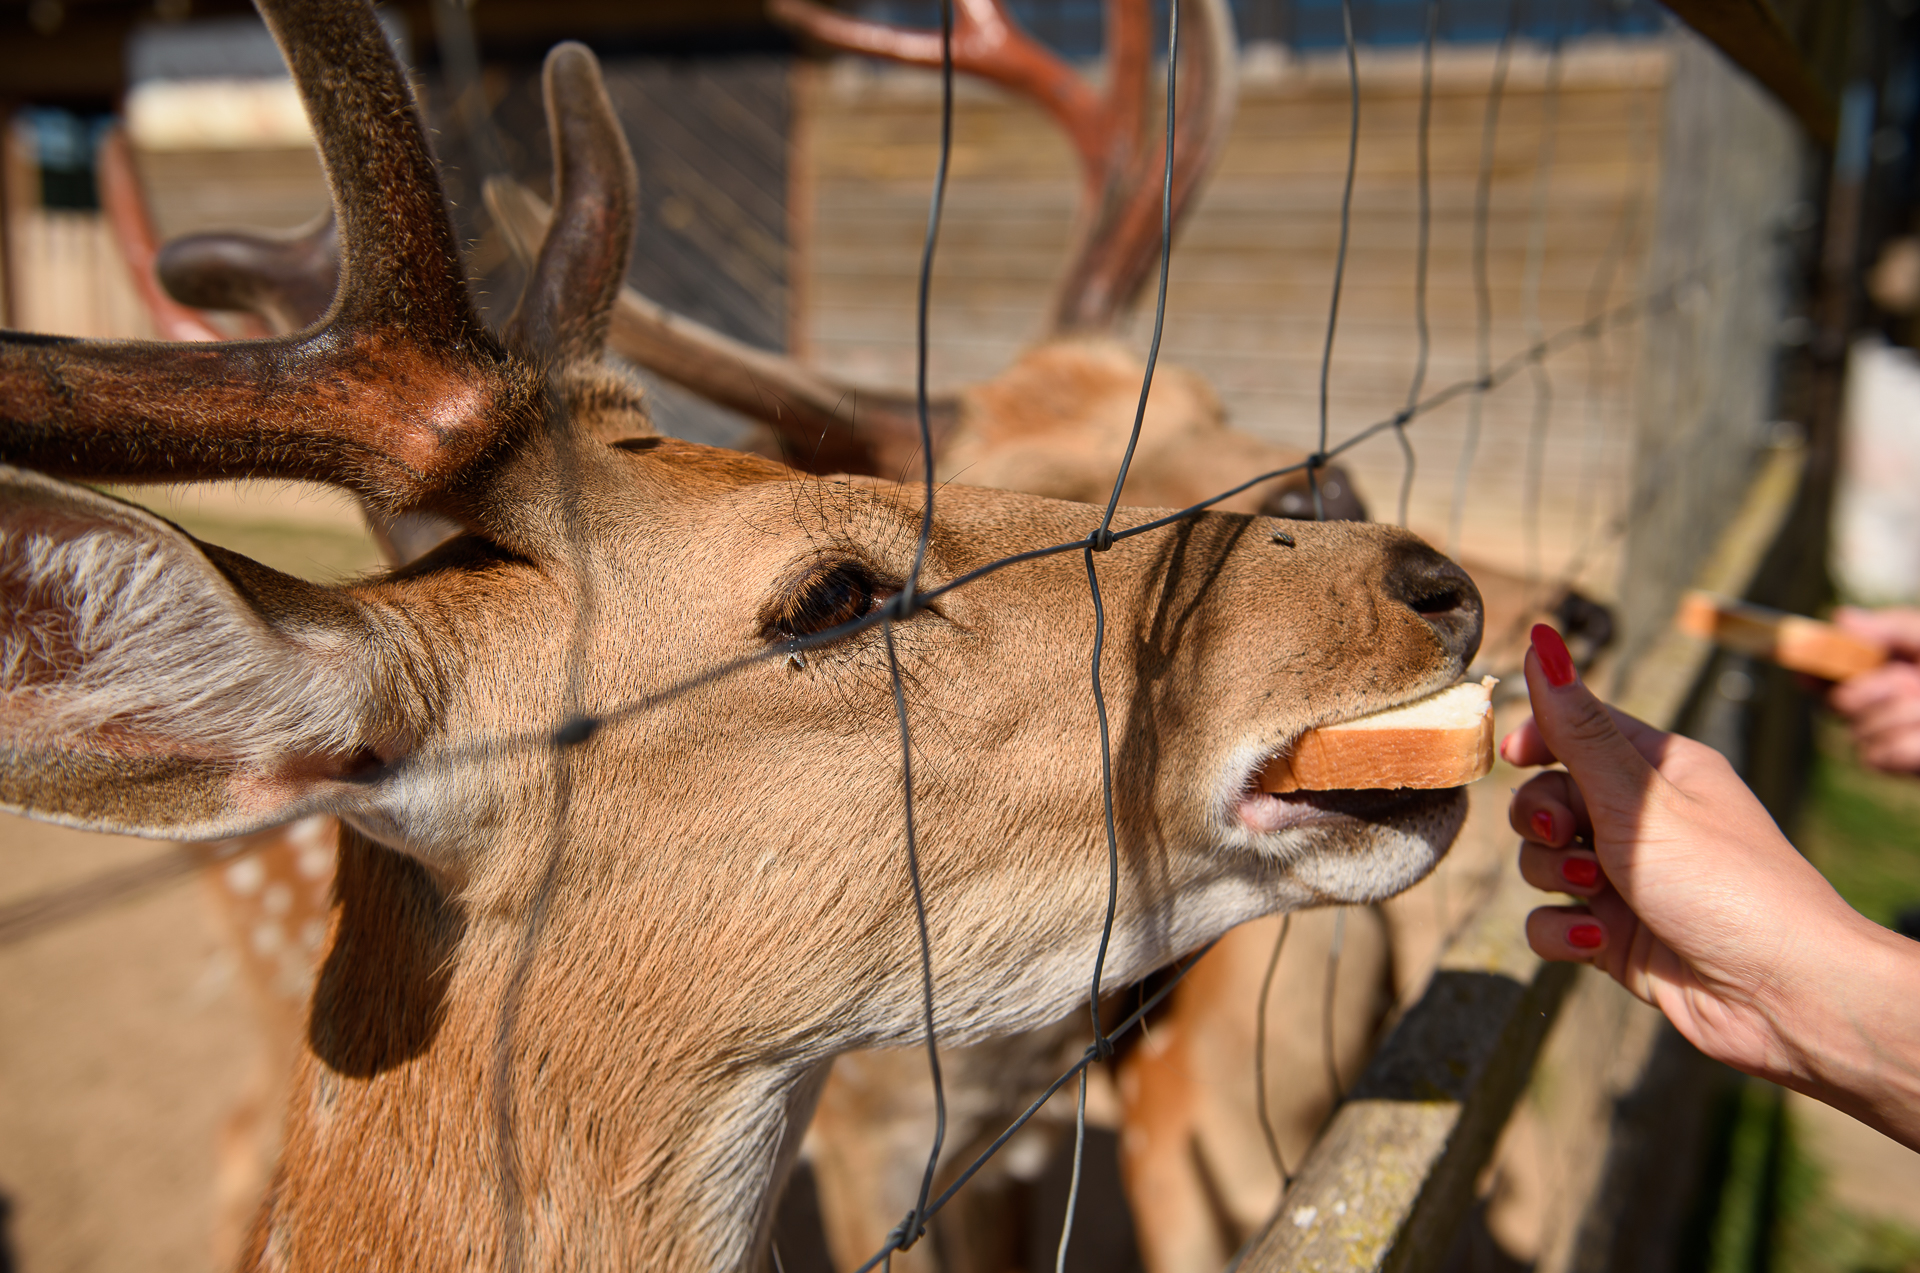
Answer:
[1506,625,1920,1152]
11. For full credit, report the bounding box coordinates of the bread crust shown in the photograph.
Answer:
[1258,677,1496,793]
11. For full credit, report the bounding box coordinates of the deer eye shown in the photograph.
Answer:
[762,559,892,644]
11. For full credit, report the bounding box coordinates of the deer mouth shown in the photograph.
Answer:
[1232,675,1496,836]
[1233,784,1458,835]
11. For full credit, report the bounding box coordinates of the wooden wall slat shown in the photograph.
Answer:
[796,43,1669,586]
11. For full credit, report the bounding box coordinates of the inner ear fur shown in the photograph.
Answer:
[0,465,406,839]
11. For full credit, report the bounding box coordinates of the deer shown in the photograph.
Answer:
[103,2,1601,1266]
[532,2,1596,1265]
[0,0,1491,1268]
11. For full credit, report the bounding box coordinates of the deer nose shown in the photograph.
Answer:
[1382,542,1483,670]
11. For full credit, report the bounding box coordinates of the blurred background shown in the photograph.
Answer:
[1,0,1919,1271]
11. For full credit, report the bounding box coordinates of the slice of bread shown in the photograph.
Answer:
[1258,676,1497,793]
[1677,592,1887,682]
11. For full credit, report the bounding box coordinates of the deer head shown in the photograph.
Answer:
[3,2,1482,1266]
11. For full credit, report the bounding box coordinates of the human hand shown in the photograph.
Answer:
[1830,607,1920,774]
[1504,625,1920,1150]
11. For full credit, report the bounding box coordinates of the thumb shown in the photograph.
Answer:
[1524,624,1657,823]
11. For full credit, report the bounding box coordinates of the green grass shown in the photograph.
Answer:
[162,512,383,582]
[1798,720,1920,930]
[96,483,384,584]
[1772,1100,1920,1273]
[1693,1079,1920,1273]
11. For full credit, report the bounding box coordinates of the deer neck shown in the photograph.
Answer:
[256,830,831,1272]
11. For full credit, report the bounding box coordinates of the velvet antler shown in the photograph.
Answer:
[0,0,643,524]
[155,214,339,337]
[484,176,941,476]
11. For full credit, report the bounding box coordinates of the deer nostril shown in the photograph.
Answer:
[1409,586,1463,617]
[1383,546,1483,668]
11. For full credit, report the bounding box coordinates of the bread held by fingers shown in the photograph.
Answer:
[1677,592,1887,682]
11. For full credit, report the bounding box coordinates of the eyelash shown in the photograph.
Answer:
[761,559,896,646]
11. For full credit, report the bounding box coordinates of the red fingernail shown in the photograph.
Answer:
[1532,624,1576,688]
[1531,810,1555,841]
[1567,923,1604,949]
[1561,857,1600,888]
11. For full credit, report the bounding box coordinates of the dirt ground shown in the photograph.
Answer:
[0,819,261,1273]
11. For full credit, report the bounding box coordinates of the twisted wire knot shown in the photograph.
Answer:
[888,1209,927,1253]
[1088,526,1117,553]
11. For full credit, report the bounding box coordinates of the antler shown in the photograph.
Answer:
[504,43,637,367]
[484,176,942,476]
[0,0,640,525]
[98,107,337,337]
[771,0,1237,334]
[155,214,340,337]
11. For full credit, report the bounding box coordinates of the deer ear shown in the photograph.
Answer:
[0,467,394,839]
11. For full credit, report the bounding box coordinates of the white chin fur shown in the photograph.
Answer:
[1228,786,1467,906]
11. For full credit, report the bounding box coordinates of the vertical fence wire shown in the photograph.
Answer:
[884,0,955,1257]
[1521,39,1565,592]
[1254,912,1297,1188]
[1320,907,1350,1103]
[1061,0,1185,1261]
[1450,0,1524,559]
[1312,0,1363,523]
[1301,0,1366,1130]
[1397,0,1442,529]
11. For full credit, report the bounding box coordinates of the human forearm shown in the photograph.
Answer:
[1772,912,1920,1152]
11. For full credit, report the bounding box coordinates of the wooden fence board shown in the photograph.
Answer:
[796,41,1669,582]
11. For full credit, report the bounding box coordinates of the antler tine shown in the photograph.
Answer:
[771,0,1118,198]
[256,0,484,345]
[770,0,1236,335]
[154,214,340,336]
[1053,0,1237,332]
[0,0,528,515]
[505,43,639,368]
[94,127,242,344]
